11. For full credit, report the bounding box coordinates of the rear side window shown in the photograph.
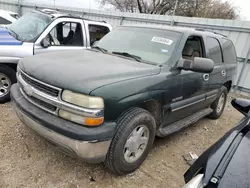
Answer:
[206,37,223,63]
[221,38,237,64]
[0,16,11,24]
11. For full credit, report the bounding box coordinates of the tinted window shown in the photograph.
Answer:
[97,27,182,65]
[206,37,223,63]
[221,39,237,64]
[0,17,11,24]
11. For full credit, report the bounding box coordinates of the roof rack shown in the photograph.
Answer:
[195,28,227,37]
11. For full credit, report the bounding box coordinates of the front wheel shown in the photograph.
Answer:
[208,86,228,119]
[0,65,17,103]
[105,108,156,175]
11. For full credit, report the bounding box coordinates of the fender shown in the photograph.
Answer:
[0,57,21,64]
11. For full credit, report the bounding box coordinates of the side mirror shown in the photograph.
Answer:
[40,38,50,48]
[178,57,214,73]
[231,98,250,116]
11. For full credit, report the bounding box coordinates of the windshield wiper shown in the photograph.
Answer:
[6,27,22,41]
[92,46,108,53]
[112,51,142,62]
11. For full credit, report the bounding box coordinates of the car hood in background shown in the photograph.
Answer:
[19,50,161,94]
[217,130,250,188]
[184,117,250,186]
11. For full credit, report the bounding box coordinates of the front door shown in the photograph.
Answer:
[34,18,86,55]
[204,37,226,105]
[166,35,209,124]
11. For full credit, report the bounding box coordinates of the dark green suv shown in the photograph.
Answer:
[11,26,237,175]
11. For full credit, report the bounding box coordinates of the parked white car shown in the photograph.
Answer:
[0,10,20,24]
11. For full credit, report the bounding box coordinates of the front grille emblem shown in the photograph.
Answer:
[23,85,34,96]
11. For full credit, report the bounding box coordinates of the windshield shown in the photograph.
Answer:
[97,27,182,65]
[7,12,52,42]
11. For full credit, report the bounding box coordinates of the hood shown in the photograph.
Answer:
[19,50,161,94]
[217,130,250,188]
[0,27,22,45]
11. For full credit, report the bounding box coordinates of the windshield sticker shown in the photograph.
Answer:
[161,49,169,53]
[151,37,173,45]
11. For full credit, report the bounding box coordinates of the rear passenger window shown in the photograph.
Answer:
[89,24,110,46]
[221,39,237,64]
[206,37,223,63]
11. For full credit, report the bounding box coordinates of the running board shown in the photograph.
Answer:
[156,108,213,137]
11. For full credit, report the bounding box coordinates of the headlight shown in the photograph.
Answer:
[59,109,104,126]
[62,90,104,109]
[184,174,204,188]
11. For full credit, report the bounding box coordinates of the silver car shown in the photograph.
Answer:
[0,9,112,102]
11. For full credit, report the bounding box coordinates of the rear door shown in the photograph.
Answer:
[204,37,226,105]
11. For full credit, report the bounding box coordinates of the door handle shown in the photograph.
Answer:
[221,70,226,77]
[203,74,209,81]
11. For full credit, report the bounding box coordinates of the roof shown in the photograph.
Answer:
[121,24,227,38]
[34,9,107,23]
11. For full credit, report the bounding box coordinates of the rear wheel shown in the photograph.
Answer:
[0,65,16,103]
[208,86,228,119]
[105,108,156,175]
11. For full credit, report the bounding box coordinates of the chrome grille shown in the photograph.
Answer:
[29,96,57,112]
[18,70,61,114]
[21,72,59,97]
[17,69,103,118]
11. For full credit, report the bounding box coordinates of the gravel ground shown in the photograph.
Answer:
[0,94,245,188]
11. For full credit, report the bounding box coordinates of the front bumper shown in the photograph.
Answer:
[11,84,116,163]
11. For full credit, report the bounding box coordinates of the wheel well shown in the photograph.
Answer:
[139,100,163,126]
[223,81,232,93]
[1,63,17,72]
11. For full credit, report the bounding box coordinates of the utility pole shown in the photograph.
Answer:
[172,0,178,16]
[17,0,21,15]
[194,0,198,17]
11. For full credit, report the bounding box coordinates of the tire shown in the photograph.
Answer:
[105,107,156,175]
[208,86,228,119]
[0,65,17,103]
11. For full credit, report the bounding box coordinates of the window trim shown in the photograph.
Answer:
[48,21,84,47]
[35,18,86,47]
[182,35,206,60]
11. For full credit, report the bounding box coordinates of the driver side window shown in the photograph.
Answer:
[182,36,204,60]
[47,22,84,46]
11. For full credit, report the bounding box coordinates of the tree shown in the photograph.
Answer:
[97,0,239,19]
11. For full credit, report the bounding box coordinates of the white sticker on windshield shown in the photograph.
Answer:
[151,37,173,45]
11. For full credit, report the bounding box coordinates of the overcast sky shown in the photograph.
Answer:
[23,0,250,21]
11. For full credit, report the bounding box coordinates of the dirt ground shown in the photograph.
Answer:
[0,94,245,188]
